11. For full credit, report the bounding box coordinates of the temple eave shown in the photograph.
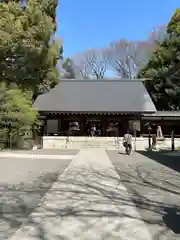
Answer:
[39,111,144,116]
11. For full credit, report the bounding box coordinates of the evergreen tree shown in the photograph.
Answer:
[138,9,180,110]
[62,58,76,79]
[0,0,61,99]
[0,0,60,147]
[0,82,38,148]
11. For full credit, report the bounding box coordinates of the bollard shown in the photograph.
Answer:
[147,123,152,149]
[152,134,156,150]
[171,130,175,151]
[134,129,136,151]
[148,131,151,149]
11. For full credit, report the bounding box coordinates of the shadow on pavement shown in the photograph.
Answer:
[137,150,180,173]
[3,163,180,239]
[163,207,180,234]
[107,150,180,239]
[0,172,60,239]
[118,152,126,155]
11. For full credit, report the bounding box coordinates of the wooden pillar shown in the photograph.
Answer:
[58,119,61,135]
[171,130,175,151]
[79,115,86,136]
[58,114,62,135]
[43,118,47,136]
[118,116,121,137]
[139,115,143,137]
[61,115,65,134]
[102,118,108,136]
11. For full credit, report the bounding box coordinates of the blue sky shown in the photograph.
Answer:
[57,0,178,57]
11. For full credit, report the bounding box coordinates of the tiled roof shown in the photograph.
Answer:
[33,80,157,113]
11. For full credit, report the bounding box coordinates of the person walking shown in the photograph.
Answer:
[91,124,96,137]
[123,130,132,154]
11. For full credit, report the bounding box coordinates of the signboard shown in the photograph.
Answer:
[142,116,162,120]
[163,117,180,120]
[142,116,180,120]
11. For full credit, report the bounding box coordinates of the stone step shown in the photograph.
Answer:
[66,143,123,149]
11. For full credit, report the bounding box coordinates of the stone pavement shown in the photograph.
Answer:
[0,149,78,159]
[0,153,76,239]
[10,149,151,240]
[107,150,180,239]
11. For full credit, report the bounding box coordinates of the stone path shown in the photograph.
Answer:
[0,153,76,240]
[107,150,180,239]
[10,149,151,240]
[0,152,75,160]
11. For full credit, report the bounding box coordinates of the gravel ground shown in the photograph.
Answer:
[0,156,74,239]
[1,149,79,155]
[107,150,180,240]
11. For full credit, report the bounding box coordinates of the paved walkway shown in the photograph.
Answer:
[10,149,151,240]
[0,151,75,160]
[107,150,180,239]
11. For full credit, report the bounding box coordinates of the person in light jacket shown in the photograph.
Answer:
[123,130,132,154]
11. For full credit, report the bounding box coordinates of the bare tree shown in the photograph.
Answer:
[66,26,167,80]
[104,39,157,79]
[148,25,168,44]
[72,49,108,80]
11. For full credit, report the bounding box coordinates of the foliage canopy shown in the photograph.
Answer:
[138,9,180,110]
[0,0,60,148]
[0,0,61,97]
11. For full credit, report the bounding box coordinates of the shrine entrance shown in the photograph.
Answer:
[84,120,102,136]
[42,113,141,137]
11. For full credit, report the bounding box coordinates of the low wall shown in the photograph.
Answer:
[42,136,180,150]
[155,138,180,150]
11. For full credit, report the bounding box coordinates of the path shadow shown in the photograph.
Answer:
[163,207,180,234]
[4,163,180,239]
[118,152,126,155]
[0,172,60,239]
[137,150,180,173]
